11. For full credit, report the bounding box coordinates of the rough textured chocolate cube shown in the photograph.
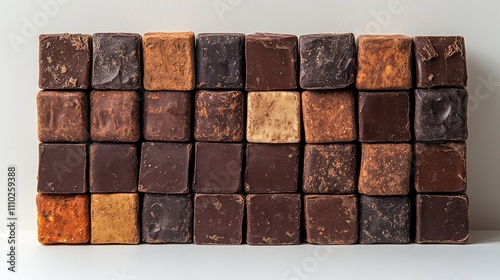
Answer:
[358,143,412,195]
[138,142,191,194]
[194,194,244,245]
[194,90,244,142]
[247,91,301,143]
[89,143,138,193]
[303,144,357,194]
[38,143,87,194]
[414,36,467,88]
[414,88,468,141]
[358,91,410,142]
[246,194,301,245]
[142,194,193,243]
[90,90,140,142]
[143,32,195,90]
[39,33,91,90]
[299,33,356,89]
[90,193,140,244]
[91,33,141,89]
[143,91,191,141]
[196,33,245,89]
[302,90,357,143]
[356,35,412,90]
[359,195,410,244]
[245,33,297,90]
[36,194,89,244]
[37,91,88,142]
[193,143,243,193]
[304,195,358,244]
[416,194,469,244]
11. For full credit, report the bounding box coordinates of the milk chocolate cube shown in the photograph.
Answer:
[247,91,301,143]
[142,194,193,243]
[414,36,467,88]
[143,91,192,142]
[299,33,356,89]
[416,194,469,244]
[143,32,195,90]
[414,88,468,141]
[245,144,300,193]
[138,142,191,194]
[194,91,244,142]
[246,194,301,245]
[194,194,244,245]
[91,33,141,89]
[359,195,410,244]
[302,90,357,143]
[358,91,411,142]
[39,33,91,89]
[245,33,298,90]
[356,35,412,90]
[38,143,87,194]
[358,143,412,195]
[196,33,245,89]
[90,90,140,142]
[36,194,90,244]
[304,195,358,244]
[303,144,357,194]
[90,193,140,244]
[37,91,88,142]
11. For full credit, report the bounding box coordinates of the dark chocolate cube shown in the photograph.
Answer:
[39,33,91,89]
[302,144,357,194]
[245,144,300,193]
[141,194,193,243]
[245,33,297,90]
[299,33,356,89]
[414,88,468,141]
[91,33,141,89]
[194,90,244,142]
[38,143,87,194]
[89,143,138,193]
[194,194,244,245]
[246,194,301,245]
[193,143,243,193]
[196,33,245,89]
[359,195,410,244]
[138,142,191,194]
[358,91,411,142]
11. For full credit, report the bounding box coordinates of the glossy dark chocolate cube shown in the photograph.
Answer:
[414,36,467,88]
[414,88,468,141]
[359,195,411,244]
[38,143,87,194]
[245,144,300,193]
[91,33,141,89]
[193,143,243,193]
[194,90,244,142]
[37,91,88,142]
[196,33,245,89]
[416,194,469,244]
[39,33,91,89]
[246,194,301,245]
[138,142,191,194]
[194,194,244,245]
[302,144,357,194]
[245,33,298,90]
[89,143,138,193]
[299,33,356,89]
[415,142,467,193]
[142,194,193,243]
[143,91,192,142]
